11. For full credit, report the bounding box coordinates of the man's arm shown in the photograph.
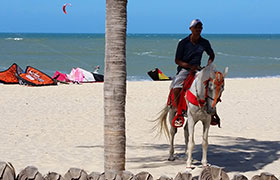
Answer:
[205,40,215,65]
[207,53,215,65]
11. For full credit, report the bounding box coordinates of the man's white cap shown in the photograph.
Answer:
[189,19,202,28]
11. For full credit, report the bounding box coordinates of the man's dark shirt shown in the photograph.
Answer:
[175,34,214,72]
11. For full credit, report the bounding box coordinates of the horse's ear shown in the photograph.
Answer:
[205,63,216,72]
[209,63,217,71]
[223,67,229,78]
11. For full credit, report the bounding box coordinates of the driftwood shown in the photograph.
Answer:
[251,172,278,180]
[0,161,280,180]
[198,166,229,180]
[121,171,136,180]
[44,172,64,180]
[88,171,136,180]
[98,173,105,180]
[174,172,192,180]
[232,174,248,180]
[64,168,88,180]
[135,171,154,180]
[157,175,173,180]
[17,166,44,180]
[88,171,102,180]
[0,162,16,180]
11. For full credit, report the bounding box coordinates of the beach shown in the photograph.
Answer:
[0,78,280,179]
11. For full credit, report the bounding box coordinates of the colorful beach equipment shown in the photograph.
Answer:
[58,67,104,83]
[17,66,57,86]
[0,63,56,86]
[0,63,104,86]
[0,63,23,84]
[147,68,171,81]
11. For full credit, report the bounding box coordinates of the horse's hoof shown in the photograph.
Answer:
[185,166,195,172]
[168,157,175,161]
[201,163,211,168]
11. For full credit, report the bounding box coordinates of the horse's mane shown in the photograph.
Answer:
[196,63,217,81]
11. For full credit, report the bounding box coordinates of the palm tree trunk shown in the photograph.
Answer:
[104,0,127,178]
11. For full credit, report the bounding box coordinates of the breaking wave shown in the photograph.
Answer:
[216,52,280,61]
[5,37,23,41]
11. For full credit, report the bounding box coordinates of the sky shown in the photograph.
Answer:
[1,0,280,34]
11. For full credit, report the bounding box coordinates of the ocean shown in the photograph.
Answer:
[1,33,280,81]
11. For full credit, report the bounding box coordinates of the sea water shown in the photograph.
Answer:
[1,33,280,81]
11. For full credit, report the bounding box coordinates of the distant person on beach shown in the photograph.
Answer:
[172,19,220,125]
[93,65,100,74]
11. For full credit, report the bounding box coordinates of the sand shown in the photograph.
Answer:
[0,78,280,179]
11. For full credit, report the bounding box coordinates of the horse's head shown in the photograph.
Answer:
[204,64,229,114]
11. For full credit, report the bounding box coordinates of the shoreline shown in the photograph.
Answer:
[0,78,279,178]
[126,75,280,82]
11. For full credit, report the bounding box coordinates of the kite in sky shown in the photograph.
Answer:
[63,3,72,14]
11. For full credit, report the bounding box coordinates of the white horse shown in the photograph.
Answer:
[155,63,228,168]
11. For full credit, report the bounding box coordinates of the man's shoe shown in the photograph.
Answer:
[211,113,221,128]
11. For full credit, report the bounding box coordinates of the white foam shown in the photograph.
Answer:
[134,51,153,56]
[217,51,280,61]
[5,37,23,41]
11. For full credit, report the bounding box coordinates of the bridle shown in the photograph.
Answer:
[205,71,224,108]
[187,71,224,109]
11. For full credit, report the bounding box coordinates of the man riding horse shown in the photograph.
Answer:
[170,19,220,127]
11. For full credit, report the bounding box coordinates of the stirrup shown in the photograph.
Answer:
[172,113,184,128]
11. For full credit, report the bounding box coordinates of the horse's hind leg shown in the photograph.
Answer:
[168,126,177,161]
[201,117,210,166]
[168,108,177,161]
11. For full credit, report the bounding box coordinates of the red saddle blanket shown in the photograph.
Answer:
[167,72,196,128]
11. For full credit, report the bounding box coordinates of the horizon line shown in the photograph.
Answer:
[1,32,280,35]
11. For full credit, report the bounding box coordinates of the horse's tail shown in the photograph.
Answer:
[152,104,170,140]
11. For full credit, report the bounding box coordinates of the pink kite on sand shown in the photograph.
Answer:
[67,68,84,83]
[52,67,103,83]
[52,71,69,82]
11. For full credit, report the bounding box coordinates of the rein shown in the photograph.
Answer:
[209,72,224,108]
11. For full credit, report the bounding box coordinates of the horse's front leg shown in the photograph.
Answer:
[186,115,195,167]
[201,116,211,166]
[168,109,177,161]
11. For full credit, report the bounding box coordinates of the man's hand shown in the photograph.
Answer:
[207,59,214,65]
[190,65,201,72]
